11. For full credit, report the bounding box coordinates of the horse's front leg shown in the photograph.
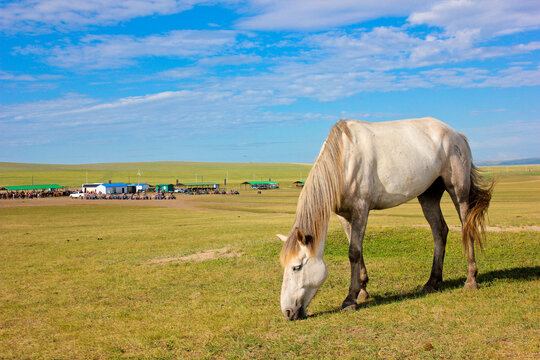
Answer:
[341,207,369,311]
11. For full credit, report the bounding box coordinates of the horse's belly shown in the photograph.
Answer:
[371,148,442,209]
[371,176,436,209]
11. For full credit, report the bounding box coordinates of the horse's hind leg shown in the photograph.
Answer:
[418,177,448,292]
[444,160,479,290]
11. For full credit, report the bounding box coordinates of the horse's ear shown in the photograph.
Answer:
[277,234,288,242]
[295,228,313,246]
[295,228,305,244]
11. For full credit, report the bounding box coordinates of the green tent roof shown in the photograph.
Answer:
[5,184,63,190]
[242,181,278,185]
[180,182,219,186]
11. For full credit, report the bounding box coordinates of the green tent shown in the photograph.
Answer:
[179,182,219,189]
[241,181,279,189]
[5,184,63,191]
[155,184,175,192]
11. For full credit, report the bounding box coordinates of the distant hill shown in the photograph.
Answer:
[476,157,540,166]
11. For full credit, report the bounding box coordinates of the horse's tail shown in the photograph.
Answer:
[463,165,494,251]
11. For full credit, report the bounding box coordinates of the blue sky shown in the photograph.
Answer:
[1,0,539,164]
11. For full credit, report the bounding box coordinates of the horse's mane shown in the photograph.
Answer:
[281,120,352,265]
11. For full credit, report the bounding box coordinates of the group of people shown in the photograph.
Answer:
[184,189,240,195]
[0,191,68,199]
[78,191,176,200]
[1,189,241,200]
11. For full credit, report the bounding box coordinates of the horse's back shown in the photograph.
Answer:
[340,117,468,209]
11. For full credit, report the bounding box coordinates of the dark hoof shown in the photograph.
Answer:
[422,279,442,293]
[341,296,358,311]
[422,285,440,293]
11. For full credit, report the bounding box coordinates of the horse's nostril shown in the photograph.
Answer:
[285,309,293,319]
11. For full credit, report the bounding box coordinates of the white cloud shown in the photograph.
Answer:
[0,0,210,33]
[236,0,540,41]
[156,67,208,80]
[0,70,63,81]
[409,0,540,38]
[198,54,262,66]
[17,30,238,69]
[304,27,540,72]
[0,70,37,81]
[236,0,434,30]
[0,87,314,155]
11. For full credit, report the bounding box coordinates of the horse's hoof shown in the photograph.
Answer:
[463,281,478,290]
[341,303,357,312]
[357,289,369,301]
[422,284,439,293]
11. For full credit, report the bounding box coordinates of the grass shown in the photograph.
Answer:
[0,161,312,188]
[1,161,539,189]
[0,165,539,359]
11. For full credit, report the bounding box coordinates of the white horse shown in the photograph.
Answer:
[278,117,492,320]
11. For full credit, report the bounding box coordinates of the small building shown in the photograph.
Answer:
[82,183,101,193]
[95,183,128,195]
[127,183,150,193]
[155,184,175,193]
[241,181,279,190]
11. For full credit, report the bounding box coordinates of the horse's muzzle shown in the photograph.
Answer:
[284,307,306,321]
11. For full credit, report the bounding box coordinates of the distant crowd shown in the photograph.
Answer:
[0,188,241,200]
[181,189,240,195]
[82,192,176,200]
[0,191,70,199]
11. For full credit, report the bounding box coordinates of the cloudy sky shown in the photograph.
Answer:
[1,0,539,164]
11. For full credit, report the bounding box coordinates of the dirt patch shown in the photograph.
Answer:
[149,247,242,264]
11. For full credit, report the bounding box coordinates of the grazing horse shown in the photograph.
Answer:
[278,117,493,320]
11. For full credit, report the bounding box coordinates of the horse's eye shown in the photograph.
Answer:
[292,265,302,272]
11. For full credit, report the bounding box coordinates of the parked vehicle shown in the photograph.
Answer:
[69,191,85,198]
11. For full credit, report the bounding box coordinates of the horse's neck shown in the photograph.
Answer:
[294,179,333,258]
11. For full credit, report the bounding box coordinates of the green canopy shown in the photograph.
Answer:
[241,181,278,185]
[4,184,63,190]
[180,182,220,186]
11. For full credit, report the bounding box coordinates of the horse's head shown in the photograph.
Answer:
[278,228,327,320]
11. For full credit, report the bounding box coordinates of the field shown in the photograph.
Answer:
[0,161,313,189]
[1,163,539,359]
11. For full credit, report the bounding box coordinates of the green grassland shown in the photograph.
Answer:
[0,163,539,359]
[0,161,312,188]
[2,161,536,189]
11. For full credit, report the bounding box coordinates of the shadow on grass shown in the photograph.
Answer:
[308,265,540,319]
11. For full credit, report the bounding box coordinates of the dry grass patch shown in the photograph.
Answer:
[149,247,243,264]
